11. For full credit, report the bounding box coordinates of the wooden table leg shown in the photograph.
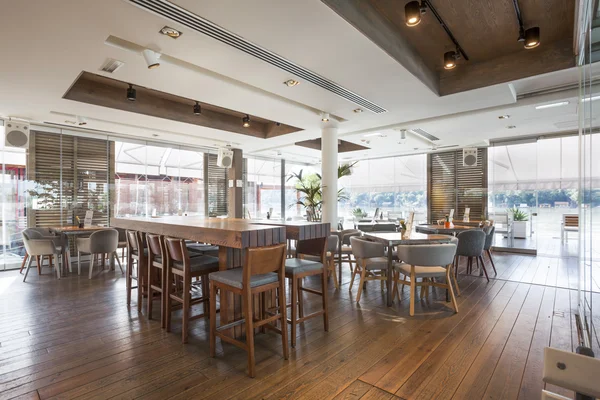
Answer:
[338,245,342,288]
[387,244,393,307]
[218,246,230,334]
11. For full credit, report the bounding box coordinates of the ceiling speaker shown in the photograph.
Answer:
[217,147,233,168]
[4,121,29,149]
[462,148,477,167]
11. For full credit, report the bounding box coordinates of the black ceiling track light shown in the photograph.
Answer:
[126,84,136,101]
[404,0,469,69]
[242,114,250,128]
[512,0,540,49]
[193,101,201,115]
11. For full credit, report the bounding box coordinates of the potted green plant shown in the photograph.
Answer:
[352,207,367,219]
[508,206,529,238]
[288,162,356,221]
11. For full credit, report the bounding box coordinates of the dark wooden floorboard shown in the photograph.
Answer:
[0,250,588,400]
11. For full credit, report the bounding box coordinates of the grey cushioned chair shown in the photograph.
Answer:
[76,229,121,279]
[482,225,497,275]
[21,228,67,275]
[349,237,388,303]
[22,231,62,282]
[335,229,361,273]
[393,243,458,316]
[455,230,488,281]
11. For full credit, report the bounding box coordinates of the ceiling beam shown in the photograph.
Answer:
[439,38,576,96]
[295,138,370,152]
[63,72,302,139]
[322,0,440,95]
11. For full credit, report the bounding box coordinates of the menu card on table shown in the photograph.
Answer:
[84,210,93,227]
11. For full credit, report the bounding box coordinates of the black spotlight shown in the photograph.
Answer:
[405,1,424,26]
[193,101,201,115]
[443,51,457,70]
[276,122,281,126]
[242,114,250,128]
[524,27,540,49]
[126,84,136,101]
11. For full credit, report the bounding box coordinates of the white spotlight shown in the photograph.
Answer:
[76,116,87,126]
[142,49,161,69]
[321,112,330,122]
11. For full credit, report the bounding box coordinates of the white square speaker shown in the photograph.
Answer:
[462,148,477,167]
[4,120,29,149]
[217,147,233,168]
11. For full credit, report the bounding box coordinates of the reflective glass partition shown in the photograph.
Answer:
[284,161,320,220]
[578,0,600,352]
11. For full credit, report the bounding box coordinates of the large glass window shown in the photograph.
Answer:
[244,157,282,219]
[338,154,428,228]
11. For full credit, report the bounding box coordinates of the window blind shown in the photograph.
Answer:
[206,153,228,216]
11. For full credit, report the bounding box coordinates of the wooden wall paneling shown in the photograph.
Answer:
[228,149,243,218]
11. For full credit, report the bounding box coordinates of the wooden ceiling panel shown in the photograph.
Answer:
[63,72,302,139]
[295,138,370,153]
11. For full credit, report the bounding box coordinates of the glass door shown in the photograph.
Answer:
[488,140,538,253]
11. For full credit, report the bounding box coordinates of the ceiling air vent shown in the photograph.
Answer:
[410,128,439,141]
[127,0,387,114]
[100,58,125,73]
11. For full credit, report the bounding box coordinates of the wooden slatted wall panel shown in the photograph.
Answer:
[456,148,487,221]
[207,153,228,216]
[75,137,110,227]
[428,148,488,223]
[428,151,457,223]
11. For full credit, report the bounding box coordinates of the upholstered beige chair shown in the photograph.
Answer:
[77,229,121,279]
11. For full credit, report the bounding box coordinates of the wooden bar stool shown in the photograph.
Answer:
[164,237,220,344]
[299,235,339,289]
[146,233,167,328]
[286,237,329,348]
[209,243,288,378]
[125,230,147,311]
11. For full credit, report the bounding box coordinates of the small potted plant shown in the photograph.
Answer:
[399,219,408,238]
[352,207,367,220]
[444,214,453,229]
[508,206,529,238]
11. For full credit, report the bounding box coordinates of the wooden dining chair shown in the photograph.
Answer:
[393,243,459,316]
[146,233,167,328]
[164,237,220,343]
[335,229,361,273]
[297,235,339,289]
[126,230,147,311]
[286,237,329,347]
[209,243,288,378]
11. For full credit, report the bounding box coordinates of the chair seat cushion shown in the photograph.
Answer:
[173,255,219,274]
[394,263,447,278]
[340,245,353,254]
[285,258,323,275]
[209,268,278,289]
[186,243,219,253]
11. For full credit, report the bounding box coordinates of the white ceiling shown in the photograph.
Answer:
[0,0,594,162]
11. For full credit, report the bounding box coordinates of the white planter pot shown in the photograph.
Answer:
[513,221,528,239]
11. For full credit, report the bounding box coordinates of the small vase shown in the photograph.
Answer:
[401,228,408,239]
[444,221,451,229]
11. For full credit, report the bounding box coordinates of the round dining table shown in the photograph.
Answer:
[362,231,453,306]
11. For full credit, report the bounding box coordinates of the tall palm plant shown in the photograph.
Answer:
[287,162,356,221]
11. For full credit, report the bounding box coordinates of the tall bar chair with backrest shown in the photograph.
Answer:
[349,237,388,303]
[393,243,458,316]
[298,235,340,289]
[76,229,121,279]
[146,233,167,328]
[22,231,62,281]
[116,228,127,263]
[286,237,329,347]
[125,230,147,311]
[209,243,289,378]
[455,230,488,281]
[164,237,220,343]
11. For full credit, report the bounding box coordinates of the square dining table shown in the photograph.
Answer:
[362,231,453,306]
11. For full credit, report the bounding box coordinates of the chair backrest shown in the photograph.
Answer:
[456,230,486,257]
[371,223,397,232]
[244,243,286,283]
[146,233,164,265]
[327,235,339,253]
[126,230,145,258]
[23,227,54,237]
[88,229,119,254]
[483,225,495,250]
[296,237,327,264]
[116,228,126,242]
[396,243,457,267]
[350,236,384,260]
[563,214,579,227]
[164,237,189,264]
[22,231,55,256]
[340,229,361,246]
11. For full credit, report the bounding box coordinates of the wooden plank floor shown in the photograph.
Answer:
[0,252,589,399]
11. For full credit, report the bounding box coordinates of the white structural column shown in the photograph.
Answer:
[321,126,338,228]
